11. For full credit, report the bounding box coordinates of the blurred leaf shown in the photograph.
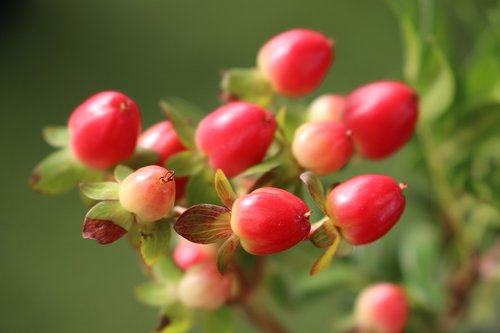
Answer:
[127,222,141,249]
[163,96,205,122]
[214,169,237,209]
[217,235,239,274]
[310,232,340,276]
[238,159,281,177]
[122,147,159,170]
[82,201,133,244]
[160,100,196,150]
[202,307,234,333]
[114,164,134,183]
[309,219,336,248]
[140,218,172,266]
[153,256,183,283]
[220,67,274,107]
[135,281,176,307]
[42,126,69,148]
[186,168,220,205]
[79,181,119,201]
[300,172,327,215]
[161,306,194,333]
[166,151,206,177]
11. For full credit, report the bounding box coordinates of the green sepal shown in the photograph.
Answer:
[79,181,119,201]
[220,67,274,107]
[214,169,237,209]
[114,164,134,182]
[202,306,235,333]
[139,218,173,266]
[186,168,220,205]
[174,204,232,244]
[166,151,206,177]
[42,126,70,148]
[310,228,341,276]
[309,219,337,248]
[30,148,103,195]
[217,234,239,274]
[82,201,134,244]
[135,281,177,308]
[122,147,160,170]
[160,100,196,150]
[300,172,328,215]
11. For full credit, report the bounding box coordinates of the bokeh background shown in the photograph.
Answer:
[0,1,494,332]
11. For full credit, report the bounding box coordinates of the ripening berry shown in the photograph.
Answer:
[177,262,233,310]
[257,29,334,97]
[344,81,418,159]
[292,121,353,175]
[326,175,406,245]
[195,102,277,178]
[138,121,188,199]
[307,94,346,122]
[230,187,311,255]
[173,238,217,271]
[118,166,175,222]
[355,283,409,333]
[68,91,141,169]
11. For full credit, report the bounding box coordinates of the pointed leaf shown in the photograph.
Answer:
[174,204,232,244]
[166,151,206,177]
[202,307,234,333]
[215,169,237,209]
[82,201,134,244]
[114,164,134,182]
[220,67,274,107]
[309,219,337,248]
[140,218,172,266]
[163,96,205,122]
[186,168,220,205]
[300,172,327,214]
[217,234,240,274]
[42,126,69,148]
[310,232,340,276]
[122,147,160,170]
[238,159,281,177]
[135,282,177,307]
[80,181,119,201]
[160,100,196,150]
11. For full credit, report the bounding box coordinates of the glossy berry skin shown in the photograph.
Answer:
[257,29,334,97]
[326,175,406,245]
[344,81,418,160]
[177,262,232,310]
[173,238,217,271]
[68,91,141,169]
[355,283,409,333]
[307,94,346,122]
[139,121,188,199]
[230,187,311,255]
[292,121,353,175]
[195,102,277,178]
[118,166,175,222]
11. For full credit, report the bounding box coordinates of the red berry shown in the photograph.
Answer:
[355,283,409,333]
[307,94,346,122]
[118,166,175,222]
[177,262,232,310]
[195,102,277,178]
[68,91,141,169]
[257,29,334,97]
[139,121,188,199]
[326,175,406,245]
[292,121,353,175]
[173,237,217,271]
[230,187,311,255]
[344,81,418,159]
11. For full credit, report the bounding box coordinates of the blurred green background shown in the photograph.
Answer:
[0,0,488,332]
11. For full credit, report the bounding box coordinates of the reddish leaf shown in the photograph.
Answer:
[83,219,127,244]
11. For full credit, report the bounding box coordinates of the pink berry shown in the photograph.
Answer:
[177,262,232,310]
[68,91,141,169]
[344,81,418,159]
[326,175,406,245]
[195,102,277,178]
[138,121,188,200]
[173,238,217,271]
[292,121,353,175]
[118,166,175,222]
[257,29,334,97]
[355,283,409,333]
[230,187,311,255]
[307,94,346,122]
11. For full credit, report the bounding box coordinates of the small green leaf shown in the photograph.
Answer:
[139,218,172,266]
[220,67,274,107]
[160,306,194,333]
[122,147,160,170]
[163,96,205,122]
[42,126,70,148]
[160,100,196,150]
[215,169,237,209]
[80,181,119,201]
[186,168,220,205]
[202,307,234,333]
[239,159,281,177]
[114,164,134,182]
[135,282,177,307]
[300,172,327,214]
[309,219,337,248]
[153,256,183,283]
[166,151,206,177]
[174,204,232,244]
[310,231,340,276]
[82,201,134,244]
[217,234,240,274]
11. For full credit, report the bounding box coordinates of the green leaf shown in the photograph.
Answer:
[400,15,422,83]
[309,219,337,248]
[127,222,141,249]
[160,100,196,150]
[202,307,234,333]
[135,281,177,307]
[42,126,69,148]
[79,181,119,201]
[186,168,220,205]
[217,234,240,274]
[174,204,232,244]
[114,164,134,182]
[165,151,206,177]
[220,67,274,107]
[214,169,237,209]
[300,172,327,214]
[139,218,172,266]
[153,256,183,283]
[82,201,134,244]
[163,96,205,122]
[238,159,281,177]
[310,231,340,276]
[122,147,160,170]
